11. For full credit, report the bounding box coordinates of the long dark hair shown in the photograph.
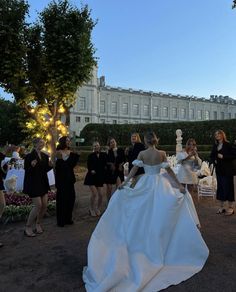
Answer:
[57,136,70,150]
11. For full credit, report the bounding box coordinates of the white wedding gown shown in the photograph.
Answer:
[83,160,209,292]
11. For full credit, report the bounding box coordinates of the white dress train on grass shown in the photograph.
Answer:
[83,160,209,292]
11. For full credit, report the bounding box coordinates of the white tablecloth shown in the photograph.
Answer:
[5,169,25,192]
[4,168,55,192]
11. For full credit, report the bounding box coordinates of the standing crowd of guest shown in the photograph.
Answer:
[0,129,236,247]
[84,132,145,216]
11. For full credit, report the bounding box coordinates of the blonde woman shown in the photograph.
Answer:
[84,141,107,216]
[176,138,202,192]
[210,130,235,215]
[23,138,52,237]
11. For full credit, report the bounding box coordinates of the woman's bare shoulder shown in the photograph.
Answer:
[158,149,166,156]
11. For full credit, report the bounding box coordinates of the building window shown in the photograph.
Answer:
[79,97,86,110]
[133,104,139,115]
[143,105,149,116]
[122,103,128,115]
[123,120,128,124]
[100,119,105,124]
[180,108,186,119]
[100,101,105,113]
[228,113,231,119]
[221,112,225,120]
[205,110,210,120]
[111,102,117,114]
[172,107,177,118]
[85,117,90,123]
[113,120,117,124]
[213,111,217,120]
[197,110,202,120]
[76,116,81,122]
[189,109,194,119]
[153,106,159,117]
[163,107,168,118]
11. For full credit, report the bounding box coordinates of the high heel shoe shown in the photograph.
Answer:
[225,208,234,216]
[95,209,101,216]
[24,230,36,237]
[89,208,97,217]
[35,224,44,234]
[216,208,226,214]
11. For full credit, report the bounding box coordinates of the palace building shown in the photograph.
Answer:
[69,67,236,136]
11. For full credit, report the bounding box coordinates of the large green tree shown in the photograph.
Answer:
[0,0,96,158]
[0,98,29,145]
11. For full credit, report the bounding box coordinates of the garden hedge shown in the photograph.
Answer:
[80,119,236,146]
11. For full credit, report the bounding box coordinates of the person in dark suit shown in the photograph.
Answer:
[55,136,79,227]
[84,141,107,216]
[126,132,145,179]
[210,130,235,215]
[23,138,52,236]
[105,137,125,202]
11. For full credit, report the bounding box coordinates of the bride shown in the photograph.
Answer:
[83,131,209,292]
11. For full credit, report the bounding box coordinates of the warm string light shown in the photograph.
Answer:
[26,105,69,153]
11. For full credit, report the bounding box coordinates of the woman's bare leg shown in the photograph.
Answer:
[36,194,48,233]
[89,186,97,216]
[26,197,42,235]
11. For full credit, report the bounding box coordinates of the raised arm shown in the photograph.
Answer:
[118,152,143,189]
[162,152,186,194]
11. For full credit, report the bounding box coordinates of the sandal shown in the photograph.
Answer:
[89,208,97,217]
[24,230,36,237]
[225,208,234,216]
[216,208,226,214]
[95,209,101,216]
[35,224,44,234]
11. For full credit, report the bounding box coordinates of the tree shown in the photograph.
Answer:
[233,1,236,9]
[0,98,29,145]
[0,0,96,158]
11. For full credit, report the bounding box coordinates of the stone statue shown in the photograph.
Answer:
[176,129,183,153]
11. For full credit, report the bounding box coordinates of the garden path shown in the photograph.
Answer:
[0,173,236,292]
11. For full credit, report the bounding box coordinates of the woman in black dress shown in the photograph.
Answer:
[125,132,145,182]
[55,136,79,227]
[210,130,235,215]
[23,138,52,236]
[84,141,107,216]
[105,137,125,201]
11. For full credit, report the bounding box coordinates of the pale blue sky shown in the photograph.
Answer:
[1,0,236,100]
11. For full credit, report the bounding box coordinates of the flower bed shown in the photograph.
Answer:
[3,191,56,223]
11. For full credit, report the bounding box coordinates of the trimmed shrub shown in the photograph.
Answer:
[80,119,236,146]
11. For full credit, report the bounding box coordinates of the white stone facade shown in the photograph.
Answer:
[69,67,236,136]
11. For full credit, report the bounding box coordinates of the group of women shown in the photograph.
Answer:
[84,133,145,216]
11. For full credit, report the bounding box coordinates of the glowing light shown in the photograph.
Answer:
[46,134,51,141]
[58,106,65,113]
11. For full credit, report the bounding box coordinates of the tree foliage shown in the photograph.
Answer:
[0,0,96,156]
[0,98,29,145]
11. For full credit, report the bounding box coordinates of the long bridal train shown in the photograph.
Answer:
[83,161,209,292]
